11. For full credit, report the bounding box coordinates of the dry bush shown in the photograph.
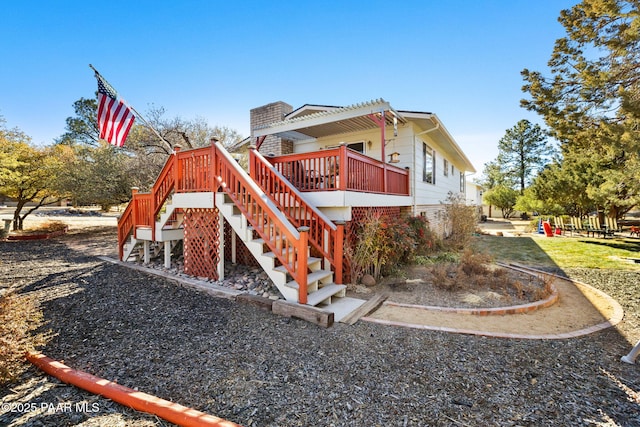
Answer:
[532,275,555,301]
[0,292,46,384]
[430,264,454,290]
[27,220,67,233]
[429,249,555,303]
[439,192,479,250]
[458,249,491,277]
[511,280,525,300]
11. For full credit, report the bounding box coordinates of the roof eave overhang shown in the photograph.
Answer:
[252,99,406,140]
[403,112,476,174]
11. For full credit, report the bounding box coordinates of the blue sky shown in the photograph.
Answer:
[2,1,578,175]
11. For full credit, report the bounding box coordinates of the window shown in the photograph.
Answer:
[346,141,365,153]
[326,141,365,154]
[451,164,455,176]
[443,159,449,176]
[460,172,466,192]
[423,143,435,184]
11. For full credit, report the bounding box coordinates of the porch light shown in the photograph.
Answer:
[389,152,400,163]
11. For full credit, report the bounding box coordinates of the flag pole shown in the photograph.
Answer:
[89,64,174,154]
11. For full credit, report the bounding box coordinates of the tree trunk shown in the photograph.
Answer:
[13,200,26,230]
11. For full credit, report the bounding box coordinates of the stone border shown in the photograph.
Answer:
[383,282,558,316]
[362,266,625,340]
[97,256,242,300]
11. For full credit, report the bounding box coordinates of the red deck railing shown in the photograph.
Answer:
[117,142,312,303]
[117,142,409,300]
[250,147,344,284]
[265,145,410,195]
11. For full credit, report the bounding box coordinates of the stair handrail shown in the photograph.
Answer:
[117,148,179,258]
[213,142,310,303]
[117,195,135,260]
[249,147,343,283]
[149,149,180,239]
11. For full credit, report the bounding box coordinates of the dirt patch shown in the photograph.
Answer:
[350,263,552,309]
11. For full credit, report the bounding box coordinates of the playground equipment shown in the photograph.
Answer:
[621,340,640,364]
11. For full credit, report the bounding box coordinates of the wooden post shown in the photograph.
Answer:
[248,145,257,180]
[171,146,180,195]
[131,187,139,239]
[334,221,345,285]
[297,226,309,305]
[368,111,387,193]
[338,144,347,191]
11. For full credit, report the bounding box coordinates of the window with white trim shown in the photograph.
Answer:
[443,159,449,176]
[423,143,435,184]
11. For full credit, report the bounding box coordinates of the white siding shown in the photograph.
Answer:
[288,122,468,213]
[413,129,465,207]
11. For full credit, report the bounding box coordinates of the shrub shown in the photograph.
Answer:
[27,220,67,233]
[0,291,46,384]
[346,211,439,283]
[407,215,440,255]
[439,192,478,250]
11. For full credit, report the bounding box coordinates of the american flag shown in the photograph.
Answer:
[95,72,135,147]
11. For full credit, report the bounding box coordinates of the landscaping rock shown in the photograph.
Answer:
[361,274,376,287]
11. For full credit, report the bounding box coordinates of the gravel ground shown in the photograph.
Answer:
[1,227,640,426]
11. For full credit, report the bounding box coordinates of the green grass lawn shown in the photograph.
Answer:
[472,234,640,270]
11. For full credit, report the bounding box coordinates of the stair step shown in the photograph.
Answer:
[273,257,321,274]
[263,247,295,259]
[306,284,348,307]
[285,270,333,290]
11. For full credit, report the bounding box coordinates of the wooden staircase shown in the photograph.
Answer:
[117,141,347,308]
[216,193,346,306]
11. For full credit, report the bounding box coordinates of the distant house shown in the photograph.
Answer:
[116,99,477,314]
[465,181,484,211]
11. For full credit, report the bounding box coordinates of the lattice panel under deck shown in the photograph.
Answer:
[348,206,401,243]
[183,208,220,280]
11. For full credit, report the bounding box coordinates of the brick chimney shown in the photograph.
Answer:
[250,101,293,156]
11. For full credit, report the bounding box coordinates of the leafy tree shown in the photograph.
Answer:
[58,97,100,146]
[526,159,594,217]
[497,120,554,194]
[57,98,244,208]
[478,160,514,218]
[479,160,513,190]
[0,121,65,230]
[521,0,640,217]
[515,187,564,217]
[483,185,518,219]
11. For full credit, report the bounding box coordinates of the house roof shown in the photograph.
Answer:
[252,98,476,173]
[253,99,405,140]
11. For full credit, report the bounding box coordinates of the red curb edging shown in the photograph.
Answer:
[26,352,243,427]
[362,266,625,340]
[7,228,68,241]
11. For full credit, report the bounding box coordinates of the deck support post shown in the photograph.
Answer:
[231,228,237,264]
[143,241,150,264]
[164,241,171,269]
[217,210,225,281]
